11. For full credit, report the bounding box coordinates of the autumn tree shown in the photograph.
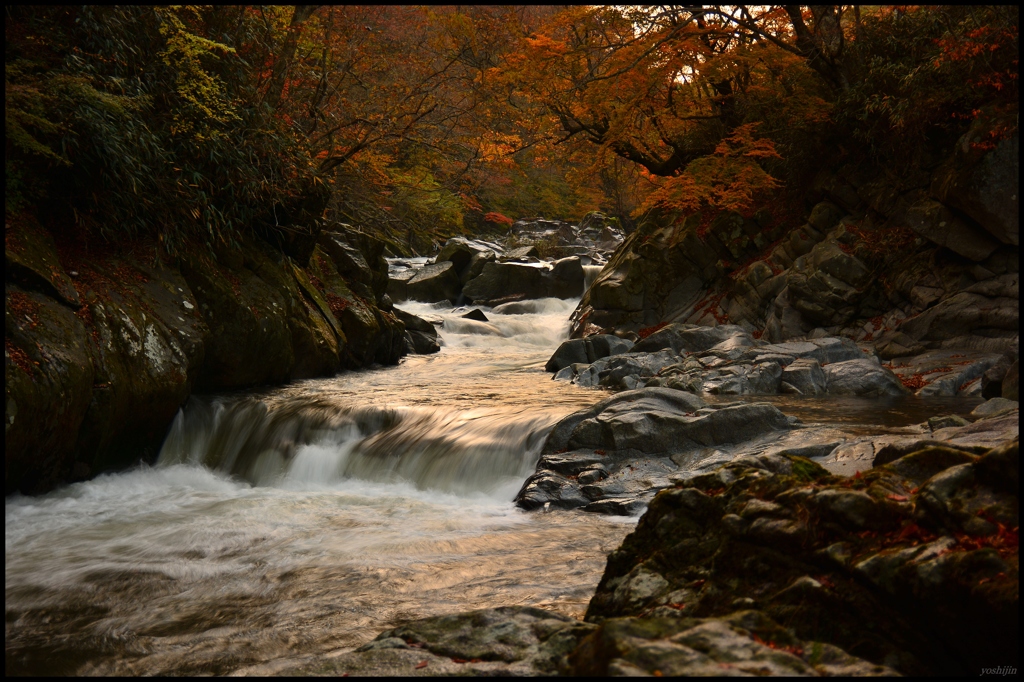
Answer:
[507,5,1017,221]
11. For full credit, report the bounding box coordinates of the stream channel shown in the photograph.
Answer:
[4,296,981,676]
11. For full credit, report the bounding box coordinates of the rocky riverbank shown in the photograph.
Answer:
[5,219,440,494]
[271,117,1019,675]
[281,415,1017,677]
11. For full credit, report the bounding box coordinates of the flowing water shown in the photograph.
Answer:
[5,296,986,676]
[5,298,635,676]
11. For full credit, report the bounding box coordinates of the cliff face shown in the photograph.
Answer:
[5,221,408,494]
[571,115,1019,359]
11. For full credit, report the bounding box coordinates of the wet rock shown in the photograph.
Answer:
[463,261,547,304]
[435,236,500,281]
[702,362,782,395]
[403,261,461,304]
[394,308,440,355]
[459,308,489,322]
[504,244,540,260]
[516,390,795,515]
[584,439,1019,676]
[6,285,95,494]
[881,446,978,484]
[545,334,633,373]
[885,348,1003,397]
[548,257,586,299]
[580,350,681,390]
[569,611,897,677]
[632,323,753,355]
[311,243,406,367]
[583,498,648,516]
[823,358,908,397]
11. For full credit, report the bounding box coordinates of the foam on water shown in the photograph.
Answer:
[5,295,629,676]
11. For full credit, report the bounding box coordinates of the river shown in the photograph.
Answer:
[5,297,636,676]
[4,296,984,676]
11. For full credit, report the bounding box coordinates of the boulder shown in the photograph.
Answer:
[787,240,872,327]
[386,268,417,302]
[930,114,1019,246]
[462,261,547,304]
[904,198,1000,261]
[781,358,827,395]
[971,397,1019,419]
[404,261,461,304]
[515,389,791,514]
[394,307,440,355]
[884,349,1002,397]
[504,244,540,260]
[823,359,908,397]
[318,229,378,301]
[545,334,634,373]
[632,324,753,355]
[546,257,585,299]
[897,274,1018,354]
[460,308,489,322]
[436,236,498,272]
[6,284,95,494]
[584,440,1019,676]
[701,362,783,395]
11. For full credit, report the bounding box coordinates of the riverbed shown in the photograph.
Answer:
[4,297,984,676]
[5,298,634,676]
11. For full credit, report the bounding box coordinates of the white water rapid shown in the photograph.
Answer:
[5,297,635,676]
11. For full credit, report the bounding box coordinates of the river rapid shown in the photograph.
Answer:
[5,297,984,676]
[5,298,635,676]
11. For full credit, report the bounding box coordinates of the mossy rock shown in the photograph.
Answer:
[6,284,94,493]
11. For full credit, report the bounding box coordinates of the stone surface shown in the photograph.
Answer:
[904,198,1000,261]
[404,261,461,304]
[584,441,1019,676]
[823,359,908,397]
[6,222,406,493]
[515,389,794,514]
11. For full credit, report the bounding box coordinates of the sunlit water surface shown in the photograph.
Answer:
[5,298,984,675]
[5,298,634,676]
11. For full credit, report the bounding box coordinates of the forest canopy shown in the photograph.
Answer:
[6,5,1018,255]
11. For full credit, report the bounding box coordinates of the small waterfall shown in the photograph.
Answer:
[583,264,604,290]
[158,395,556,495]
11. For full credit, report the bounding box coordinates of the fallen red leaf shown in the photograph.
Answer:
[415,660,428,669]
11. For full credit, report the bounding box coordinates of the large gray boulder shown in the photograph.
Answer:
[823,359,908,397]
[404,261,461,304]
[547,257,586,299]
[462,261,547,304]
[394,307,440,355]
[436,237,500,284]
[546,334,634,373]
